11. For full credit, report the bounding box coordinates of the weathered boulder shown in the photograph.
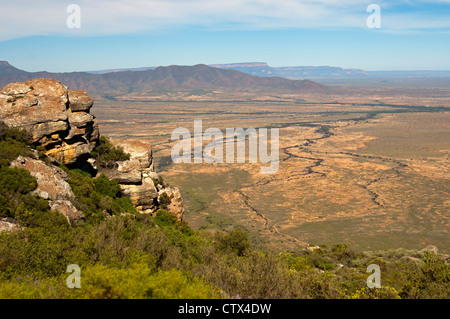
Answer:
[98,139,159,212]
[97,139,154,184]
[0,81,68,142]
[97,139,184,220]
[158,186,185,222]
[49,200,84,225]
[67,110,94,128]
[68,89,93,112]
[110,139,153,171]
[99,159,143,184]
[0,218,21,233]
[120,177,159,213]
[10,156,73,200]
[10,156,83,224]
[46,140,94,165]
[0,78,98,165]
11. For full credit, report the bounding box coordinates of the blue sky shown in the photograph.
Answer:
[0,0,449,72]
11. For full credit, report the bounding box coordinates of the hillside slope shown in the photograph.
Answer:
[0,62,326,97]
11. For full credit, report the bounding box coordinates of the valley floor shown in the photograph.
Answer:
[94,87,450,253]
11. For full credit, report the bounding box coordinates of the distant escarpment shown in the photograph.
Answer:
[0,78,184,225]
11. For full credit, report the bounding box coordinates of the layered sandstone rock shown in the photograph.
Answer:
[10,156,83,224]
[1,78,184,222]
[0,78,99,165]
[158,186,185,222]
[97,139,159,214]
[98,139,184,220]
[10,156,73,200]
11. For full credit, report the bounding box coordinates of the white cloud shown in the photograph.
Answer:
[0,0,449,41]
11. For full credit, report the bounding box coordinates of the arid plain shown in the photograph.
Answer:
[93,81,450,253]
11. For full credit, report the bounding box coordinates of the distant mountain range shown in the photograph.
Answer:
[88,62,369,78]
[3,61,448,98]
[88,62,450,80]
[208,62,370,78]
[0,61,326,97]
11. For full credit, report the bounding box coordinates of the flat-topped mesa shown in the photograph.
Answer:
[0,78,99,165]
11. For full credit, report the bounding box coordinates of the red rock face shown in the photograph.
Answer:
[0,78,99,165]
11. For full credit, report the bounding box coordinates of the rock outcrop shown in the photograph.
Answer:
[10,155,73,201]
[10,155,83,225]
[0,78,184,222]
[49,200,84,225]
[0,218,21,233]
[97,139,185,221]
[158,185,185,222]
[0,78,99,165]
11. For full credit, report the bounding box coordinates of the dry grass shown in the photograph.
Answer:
[91,86,450,253]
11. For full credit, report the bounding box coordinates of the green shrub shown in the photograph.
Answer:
[0,209,448,299]
[215,227,251,257]
[0,166,37,195]
[69,265,220,299]
[280,252,312,272]
[0,264,221,299]
[158,192,172,209]
[0,165,40,219]
[94,173,121,198]
[0,140,32,162]
[66,169,136,221]
[0,123,31,143]
[90,136,130,167]
[398,251,450,298]
[351,286,401,299]
[0,124,32,162]
[14,195,59,228]
[155,209,177,227]
[0,275,68,299]
[36,145,47,161]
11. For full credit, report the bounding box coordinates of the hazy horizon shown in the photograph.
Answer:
[4,59,450,75]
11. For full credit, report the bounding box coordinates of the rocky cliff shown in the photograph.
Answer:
[0,78,99,165]
[97,138,185,221]
[0,78,184,223]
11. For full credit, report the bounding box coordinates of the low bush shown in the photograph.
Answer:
[90,136,130,167]
[0,131,448,299]
[65,169,137,222]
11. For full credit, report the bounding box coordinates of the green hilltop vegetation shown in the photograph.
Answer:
[0,125,448,299]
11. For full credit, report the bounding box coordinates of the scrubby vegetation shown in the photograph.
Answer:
[90,135,130,167]
[0,124,448,299]
[63,168,137,222]
[0,122,33,162]
[0,124,136,224]
[0,208,448,299]
[0,123,55,225]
